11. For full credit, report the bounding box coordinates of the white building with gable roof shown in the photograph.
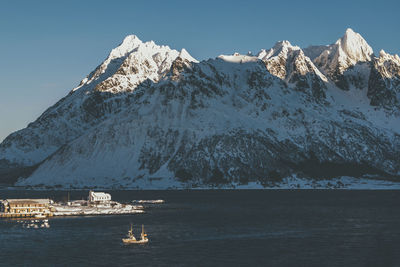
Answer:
[89,191,111,203]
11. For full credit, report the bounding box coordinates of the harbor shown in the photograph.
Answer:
[0,190,148,218]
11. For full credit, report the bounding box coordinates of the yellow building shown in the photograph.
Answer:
[0,199,51,217]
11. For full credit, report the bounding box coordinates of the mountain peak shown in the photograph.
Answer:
[122,34,142,44]
[179,48,199,63]
[271,40,300,53]
[344,28,356,36]
[273,40,294,48]
[109,34,143,59]
[377,49,400,65]
[73,35,199,94]
[336,28,373,63]
[379,49,390,58]
[312,28,374,82]
[257,40,300,61]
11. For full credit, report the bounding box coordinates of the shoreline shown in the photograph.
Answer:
[2,183,400,191]
[2,176,399,191]
[0,200,146,218]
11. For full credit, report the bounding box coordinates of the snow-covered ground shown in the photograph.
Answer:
[132,199,165,204]
[4,175,400,190]
[225,176,400,190]
[51,201,144,216]
[150,176,400,190]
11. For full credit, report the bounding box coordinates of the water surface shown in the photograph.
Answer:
[0,190,399,266]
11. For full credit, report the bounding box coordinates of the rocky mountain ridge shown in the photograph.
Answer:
[1,28,399,188]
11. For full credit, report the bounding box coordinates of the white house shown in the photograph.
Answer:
[88,191,111,203]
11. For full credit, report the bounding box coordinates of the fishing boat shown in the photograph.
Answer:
[122,224,148,244]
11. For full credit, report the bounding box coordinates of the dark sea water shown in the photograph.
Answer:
[0,190,399,267]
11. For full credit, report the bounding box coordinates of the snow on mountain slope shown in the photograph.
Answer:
[73,35,198,94]
[257,41,328,100]
[17,58,283,187]
[72,35,144,92]
[368,50,400,110]
[0,36,196,173]
[17,55,400,188]
[2,29,400,188]
[305,28,374,90]
[312,28,373,75]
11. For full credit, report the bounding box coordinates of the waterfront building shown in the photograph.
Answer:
[88,191,111,203]
[0,199,51,217]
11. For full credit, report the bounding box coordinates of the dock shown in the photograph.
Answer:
[0,212,54,218]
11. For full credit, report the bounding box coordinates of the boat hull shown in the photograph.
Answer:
[122,238,148,244]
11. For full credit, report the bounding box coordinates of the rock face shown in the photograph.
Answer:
[1,29,400,188]
[0,35,197,183]
[306,28,374,90]
[368,50,400,110]
[258,41,328,100]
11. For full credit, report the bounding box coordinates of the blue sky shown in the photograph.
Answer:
[0,0,399,141]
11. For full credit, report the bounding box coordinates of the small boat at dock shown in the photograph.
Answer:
[40,219,50,228]
[122,224,148,244]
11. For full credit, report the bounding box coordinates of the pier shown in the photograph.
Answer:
[0,212,54,218]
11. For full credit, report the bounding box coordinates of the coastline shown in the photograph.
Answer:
[2,177,400,191]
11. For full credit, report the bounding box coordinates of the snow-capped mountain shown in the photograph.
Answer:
[305,28,373,91]
[1,29,399,188]
[0,35,196,166]
[368,50,400,109]
[311,28,373,73]
[258,41,328,100]
[76,35,198,94]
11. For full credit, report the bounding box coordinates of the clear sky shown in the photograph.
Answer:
[0,0,399,142]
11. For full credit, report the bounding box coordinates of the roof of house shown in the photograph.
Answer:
[4,199,50,205]
[90,192,111,198]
